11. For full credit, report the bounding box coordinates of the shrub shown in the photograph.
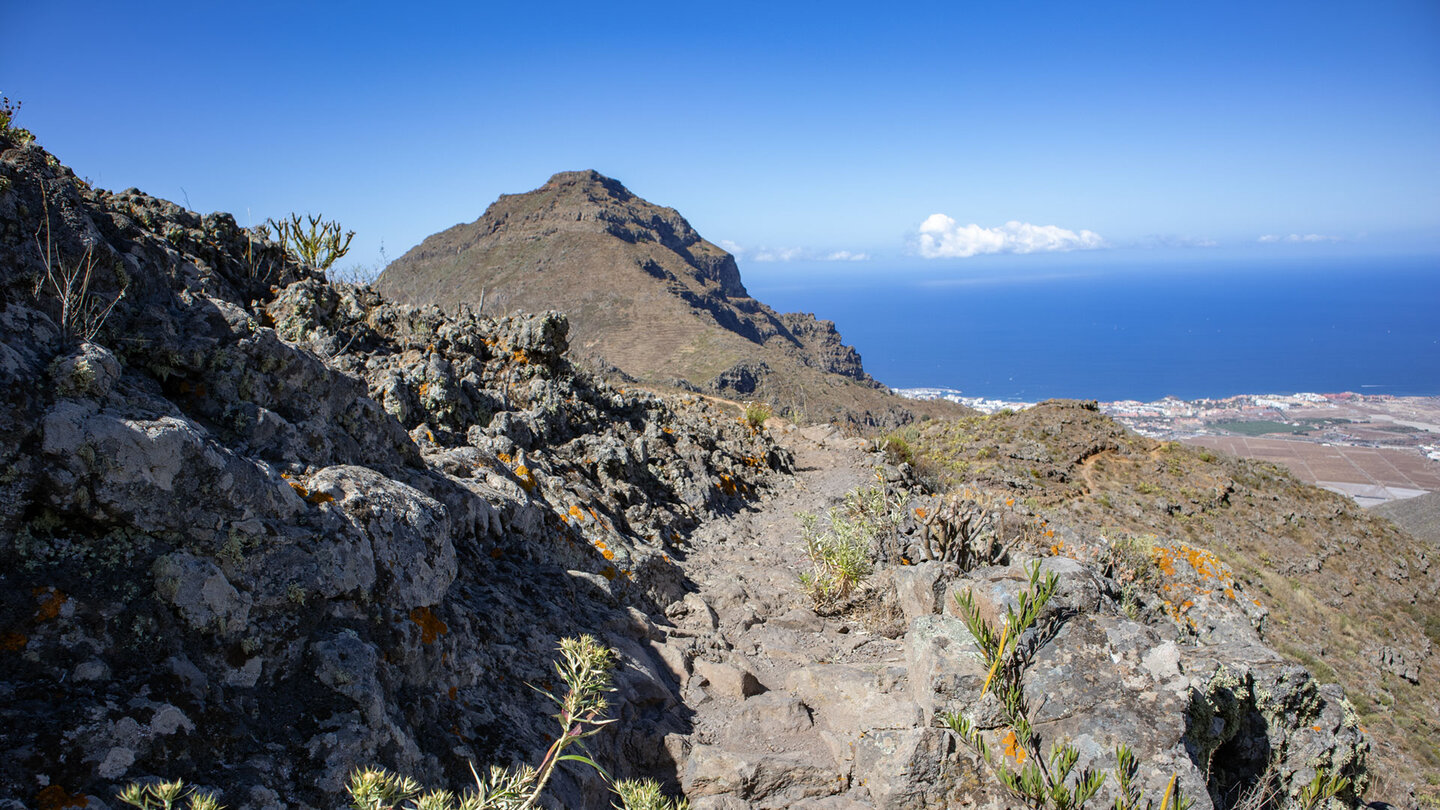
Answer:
[798,510,873,606]
[742,401,771,430]
[881,433,917,467]
[797,483,906,607]
[0,95,35,146]
[262,213,355,271]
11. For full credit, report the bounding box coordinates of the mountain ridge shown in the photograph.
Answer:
[376,170,964,428]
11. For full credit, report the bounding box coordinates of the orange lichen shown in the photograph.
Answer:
[286,480,310,499]
[497,452,512,464]
[448,686,458,700]
[569,505,586,522]
[1,632,27,652]
[600,566,617,581]
[914,507,928,519]
[513,465,537,491]
[490,548,504,560]
[418,382,431,397]
[33,587,67,622]
[1005,497,1015,507]
[409,606,449,644]
[602,549,615,561]
[35,786,88,810]
[306,490,335,505]
[1001,730,1027,763]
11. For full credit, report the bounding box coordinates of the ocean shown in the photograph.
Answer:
[747,256,1440,402]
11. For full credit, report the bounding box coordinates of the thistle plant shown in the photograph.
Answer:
[0,94,35,145]
[340,635,623,810]
[612,779,690,810]
[117,780,222,810]
[941,561,1192,810]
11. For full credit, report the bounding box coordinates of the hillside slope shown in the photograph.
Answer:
[1373,490,1440,546]
[897,400,1439,801]
[375,170,965,429]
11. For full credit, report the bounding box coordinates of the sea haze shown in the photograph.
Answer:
[748,256,1440,402]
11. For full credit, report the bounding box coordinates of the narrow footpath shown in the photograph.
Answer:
[651,422,923,810]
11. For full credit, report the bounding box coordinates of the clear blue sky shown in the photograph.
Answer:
[6,1,1439,279]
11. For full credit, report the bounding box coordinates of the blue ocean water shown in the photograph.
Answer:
[748,256,1440,402]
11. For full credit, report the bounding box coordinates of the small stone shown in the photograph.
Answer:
[693,657,766,700]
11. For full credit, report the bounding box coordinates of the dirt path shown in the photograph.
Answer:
[654,422,914,809]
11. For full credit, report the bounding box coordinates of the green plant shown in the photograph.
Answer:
[118,780,222,810]
[881,433,917,467]
[742,400,772,430]
[263,213,355,270]
[612,779,690,810]
[941,561,1193,810]
[1297,763,1351,810]
[0,94,35,145]
[798,510,873,606]
[342,635,622,810]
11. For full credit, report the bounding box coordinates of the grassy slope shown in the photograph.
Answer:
[897,400,1439,799]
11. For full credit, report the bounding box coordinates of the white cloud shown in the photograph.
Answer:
[916,214,1106,258]
[721,241,870,262]
[1258,233,1341,243]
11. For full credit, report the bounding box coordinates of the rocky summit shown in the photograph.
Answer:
[375,170,963,429]
[0,130,1399,810]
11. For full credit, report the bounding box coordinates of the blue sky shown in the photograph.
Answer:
[5,1,1439,279]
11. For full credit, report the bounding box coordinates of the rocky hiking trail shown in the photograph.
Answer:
[658,421,895,809]
[641,417,1372,810]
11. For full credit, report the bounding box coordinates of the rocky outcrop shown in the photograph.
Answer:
[373,170,968,429]
[0,139,787,808]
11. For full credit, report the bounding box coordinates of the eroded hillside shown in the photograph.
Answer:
[893,400,1439,799]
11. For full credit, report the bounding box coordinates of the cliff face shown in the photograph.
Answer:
[375,171,957,428]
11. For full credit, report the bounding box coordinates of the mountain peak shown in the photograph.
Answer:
[541,169,634,202]
[376,173,967,427]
